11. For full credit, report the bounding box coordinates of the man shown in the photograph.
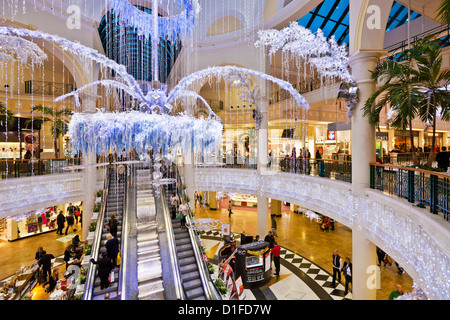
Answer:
[90,252,113,290]
[271,241,281,276]
[66,203,77,233]
[436,146,449,172]
[331,250,342,288]
[56,210,65,235]
[388,284,404,300]
[264,231,275,249]
[342,257,352,295]
[38,251,55,282]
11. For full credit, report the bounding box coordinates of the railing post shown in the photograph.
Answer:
[407,170,415,203]
[370,164,375,189]
[430,174,438,214]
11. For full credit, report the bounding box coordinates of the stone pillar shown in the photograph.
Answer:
[349,51,383,300]
[349,51,381,194]
[271,199,282,217]
[352,229,379,300]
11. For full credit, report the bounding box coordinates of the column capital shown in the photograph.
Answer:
[349,50,387,84]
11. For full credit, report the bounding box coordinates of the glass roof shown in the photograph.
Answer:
[297,0,421,46]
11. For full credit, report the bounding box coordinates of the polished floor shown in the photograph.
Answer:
[0,202,413,300]
[195,200,414,300]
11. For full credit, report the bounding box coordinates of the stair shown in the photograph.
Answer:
[136,169,164,300]
[90,171,125,300]
[166,189,206,300]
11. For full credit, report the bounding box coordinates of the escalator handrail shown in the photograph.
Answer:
[83,166,110,300]
[174,166,223,300]
[117,165,128,300]
[160,185,186,300]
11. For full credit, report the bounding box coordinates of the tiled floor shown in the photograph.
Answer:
[195,199,414,300]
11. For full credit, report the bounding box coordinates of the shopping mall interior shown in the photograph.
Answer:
[0,0,449,304]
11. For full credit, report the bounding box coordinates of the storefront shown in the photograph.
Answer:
[317,124,351,160]
[0,202,82,241]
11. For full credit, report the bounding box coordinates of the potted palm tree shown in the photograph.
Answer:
[413,39,450,167]
[363,47,423,167]
[26,104,73,159]
[0,102,15,131]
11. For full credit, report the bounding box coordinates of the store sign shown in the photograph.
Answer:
[327,131,336,140]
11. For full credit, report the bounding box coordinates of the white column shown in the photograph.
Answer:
[349,51,381,194]
[352,229,378,300]
[349,51,382,300]
[80,64,99,241]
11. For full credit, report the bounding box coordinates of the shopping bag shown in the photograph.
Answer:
[109,270,115,283]
[116,251,121,266]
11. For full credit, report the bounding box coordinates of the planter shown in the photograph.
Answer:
[87,232,95,244]
[96,197,101,203]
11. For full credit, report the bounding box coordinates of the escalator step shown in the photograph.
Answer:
[186,287,205,300]
[178,256,196,267]
[180,263,198,274]
[181,270,200,282]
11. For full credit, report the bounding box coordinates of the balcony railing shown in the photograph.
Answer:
[0,158,82,179]
[370,163,449,220]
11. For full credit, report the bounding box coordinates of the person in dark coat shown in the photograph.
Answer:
[105,234,119,267]
[72,235,81,248]
[56,210,65,235]
[90,252,113,290]
[34,246,44,262]
[38,251,55,282]
[264,231,275,249]
[63,245,75,270]
[342,257,352,295]
[43,269,59,293]
[107,214,118,238]
[436,146,449,171]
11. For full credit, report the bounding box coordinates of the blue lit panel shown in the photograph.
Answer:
[298,1,420,46]
[98,6,182,83]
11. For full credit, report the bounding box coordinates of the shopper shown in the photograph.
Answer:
[37,214,43,233]
[56,210,65,235]
[331,250,342,288]
[271,215,277,237]
[271,241,281,276]
[254,235,260,242]
[90,252,113,290]
[74,206,81,225]
[436,146,449,171]
[38,250,55,282]
[45,210,51,227]
[72,235,81,248]
[105,233,119,267]
[42,268,59,294]
[170,192,178,220]
[63,244,75,270]
[107,213,118,238]
[227,200,233,217]
[178,199,189,229]
[64,211,75,235]
[388,284,404,300]
[264,231,275,249]
[342,257,352,295]
[34,247,44,263]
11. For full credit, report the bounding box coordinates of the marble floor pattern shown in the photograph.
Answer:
[201,231,352,300]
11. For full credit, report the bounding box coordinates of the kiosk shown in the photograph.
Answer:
[235,241,271,289]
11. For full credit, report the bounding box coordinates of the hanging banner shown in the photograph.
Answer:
[24,132,38,151]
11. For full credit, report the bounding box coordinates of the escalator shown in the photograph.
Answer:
[84,167,126,300]
[135,167,164,299]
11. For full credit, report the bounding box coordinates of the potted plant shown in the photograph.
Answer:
[89,221,97,232]
[214,278,227,296]
[93,202,101,213]
[96,190,103,202]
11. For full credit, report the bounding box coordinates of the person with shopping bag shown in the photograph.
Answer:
[90,252,113,290]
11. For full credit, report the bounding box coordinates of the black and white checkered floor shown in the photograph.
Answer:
[200,230,352,300]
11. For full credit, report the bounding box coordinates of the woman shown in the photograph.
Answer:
[108,213,118,238]
[72,235,81,248]
[178,200,189,229]
[63,244,75,270]
[105,234,119,267]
